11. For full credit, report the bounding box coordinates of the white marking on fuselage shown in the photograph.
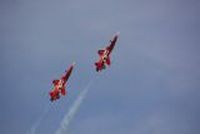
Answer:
[56,79,64,90]
[101,50,109,62]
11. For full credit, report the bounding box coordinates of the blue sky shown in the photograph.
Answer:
[1,0,200,134]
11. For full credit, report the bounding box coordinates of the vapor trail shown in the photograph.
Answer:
[26,104,50,134]
[55,78,94,134]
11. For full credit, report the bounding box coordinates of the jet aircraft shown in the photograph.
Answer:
[95,32,119,72]
[49,63,75,101]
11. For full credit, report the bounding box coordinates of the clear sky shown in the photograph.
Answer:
[1,0,200,134]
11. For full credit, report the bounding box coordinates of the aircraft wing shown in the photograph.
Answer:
[49,88,60,101]
[98,49,105,56]
[52,79,59,86]
[60,88,66,95]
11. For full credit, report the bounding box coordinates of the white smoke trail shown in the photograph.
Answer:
[26,103,50,134]
[55,78,94,134]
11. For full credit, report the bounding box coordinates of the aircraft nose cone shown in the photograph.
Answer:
[72,62,76,66]
[116,32,120,36]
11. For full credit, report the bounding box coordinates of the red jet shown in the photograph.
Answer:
[49,63,75,101]
[95,32,119,72]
